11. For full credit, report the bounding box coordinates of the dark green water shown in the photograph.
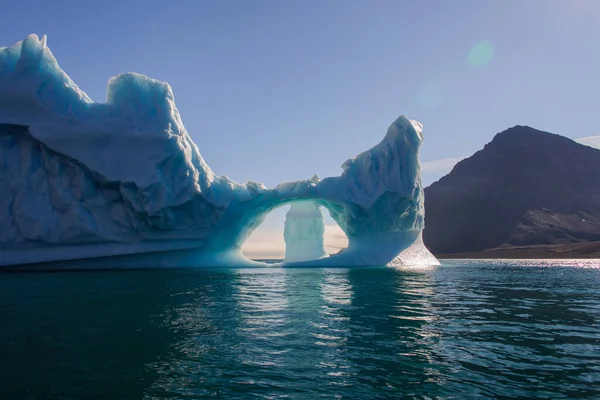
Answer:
[2,260,600,399]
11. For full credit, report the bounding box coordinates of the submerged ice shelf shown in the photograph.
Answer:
[0,34,439,269]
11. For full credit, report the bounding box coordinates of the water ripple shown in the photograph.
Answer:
[1,262,600,398]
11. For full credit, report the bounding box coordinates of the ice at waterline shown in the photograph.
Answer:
[0,34,439,269]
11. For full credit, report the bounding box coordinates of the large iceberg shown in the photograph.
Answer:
[283,200,329,263]
[0,34,439,269]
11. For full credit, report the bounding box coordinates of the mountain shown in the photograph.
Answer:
[423,126,600,255]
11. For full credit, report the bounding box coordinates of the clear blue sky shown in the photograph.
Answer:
[2,1,599,187]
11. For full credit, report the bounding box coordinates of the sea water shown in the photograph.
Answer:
[1,260,600,399]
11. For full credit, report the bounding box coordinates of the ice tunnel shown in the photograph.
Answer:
[0,34,439,269]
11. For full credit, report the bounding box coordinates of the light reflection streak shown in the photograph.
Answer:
[233,270,290,366]
[391,270,444,383]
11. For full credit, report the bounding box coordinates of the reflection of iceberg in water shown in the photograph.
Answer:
[0,34,439,269]
[389,270,440,373]
[320,272,353,307]
[230,268,359,388]
[316,271,353,347]
[340,268,446,393]
[313,270,355,382]
[233,270,291,368]
[95,268,451,397]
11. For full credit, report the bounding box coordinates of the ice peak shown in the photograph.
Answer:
[106,72,185,135]
[384,115,424,144]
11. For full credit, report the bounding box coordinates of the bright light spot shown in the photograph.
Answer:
[242,206,348,260]
[416,82,444,111]
[323,224,348,254]
[467,41,495,67]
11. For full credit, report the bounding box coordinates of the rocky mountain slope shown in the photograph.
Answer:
[424,126,600,255]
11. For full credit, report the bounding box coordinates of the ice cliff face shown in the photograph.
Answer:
[283,201,328,263]
[0,34,438,269]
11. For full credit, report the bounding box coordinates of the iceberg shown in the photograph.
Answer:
[283,200,329,263]
[0,34,439,269]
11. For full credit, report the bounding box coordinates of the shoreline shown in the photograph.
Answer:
[436,241,600,259]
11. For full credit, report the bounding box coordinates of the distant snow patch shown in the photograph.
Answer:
[576,135,600,149]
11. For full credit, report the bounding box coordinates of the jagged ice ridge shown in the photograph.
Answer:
[0,34,438,269]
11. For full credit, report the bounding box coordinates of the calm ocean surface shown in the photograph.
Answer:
[2,260,600,399]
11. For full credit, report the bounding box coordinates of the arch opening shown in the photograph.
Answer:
[241,200,348,262]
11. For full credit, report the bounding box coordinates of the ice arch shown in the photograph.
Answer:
[186,112,436,267]
[0,34,439,269]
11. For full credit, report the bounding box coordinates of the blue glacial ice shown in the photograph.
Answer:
[283,200,329,263]
[0,34,439,269]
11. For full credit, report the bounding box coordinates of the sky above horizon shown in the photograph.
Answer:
[2,0,599,255]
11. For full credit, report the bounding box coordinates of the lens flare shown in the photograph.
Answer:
[467,41,495,67]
